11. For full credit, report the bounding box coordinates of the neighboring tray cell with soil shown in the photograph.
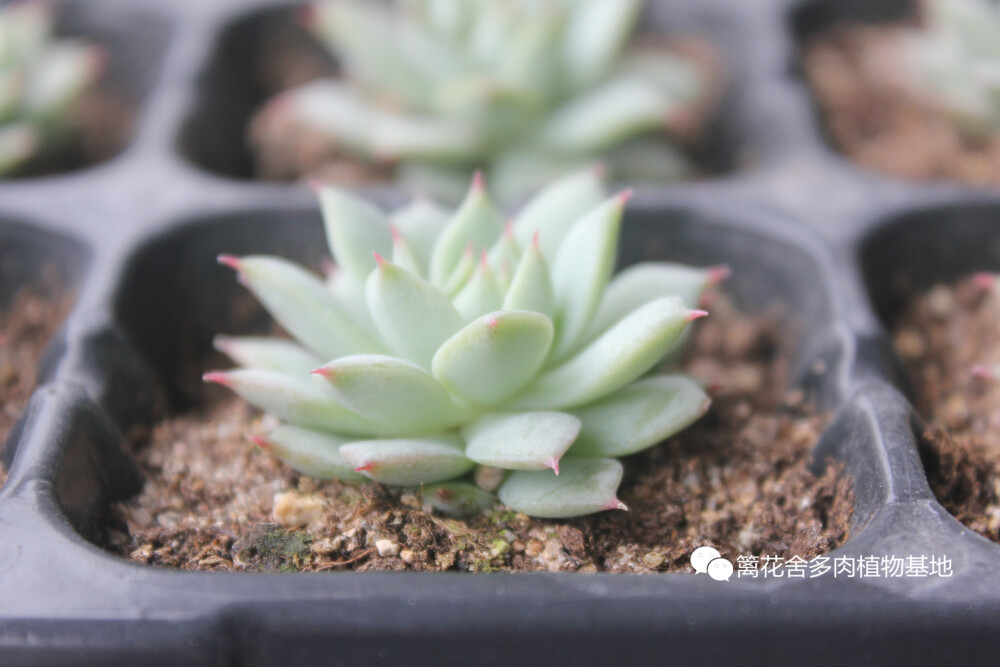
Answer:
[893,274,1000,543]
[181,5,730,194]
[110,288,851,573]
[799,0,1000,186]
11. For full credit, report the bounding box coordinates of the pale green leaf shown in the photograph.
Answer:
[498,457,626,518]
[462,411,580,472]
[432,310,553,407]
[365,256,465,368]
[509,297,702,410]
[562,0,642,89]
[570,375,710,457]
[429,175,505,285]
[549,192,626,360]
[213,336,322,376]
[316,185,393,284]
[203,369,378,436]
[339,434,473,485]
[221,255,382,360]
[452,254,504,321]
[581,262,726,345]
[511,167,606,261]
[253,425,366,481]
[390,197,451,276]
[422,482,495,517]
[313,354,473,435]
[502,235,555,318]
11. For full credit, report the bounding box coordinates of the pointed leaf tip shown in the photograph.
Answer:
[617,188,634,205]
[687,309,709,321]
[248,435,271,450]
[972,364,996,380]
[373,251,386,266]
[973,272,996,290]
[707,265,731,284]
[605,498,628,511]
[472,170,485,190]
[550,458,560,475]
[354,462,375,473]
[217,254,242,271]
[310,366,331,378]
[202,371,230,386]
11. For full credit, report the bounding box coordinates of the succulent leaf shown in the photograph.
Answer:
[339,434,474,485]
[316,185,393,283]
[366,255,465,368]
[502,235,556,319]
[498,457,626,518]
[213,173,712,518]
[511,167,607,259]
[429,175,505,285]
[0,2,102,176]
[268,0,713,200]
[549,192,626,359]
[422,482,496,518]
[203,369,378,436]
[253,425,367,481]
[462,411,580,472]
[213,336,322,376]
[390,197,452,274]
[220,255,382,360]
[432,310,554,407]
[510,297,701,410]
[577,262,727,353]
[313,354,473,435]
[570,375,710,458]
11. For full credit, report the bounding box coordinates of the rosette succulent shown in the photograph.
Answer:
[0,1,103,175]
[253,0,715,201]
[206,170,721,518]
[894,0,1000,137]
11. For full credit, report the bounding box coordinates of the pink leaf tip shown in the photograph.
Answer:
[480,249,490,270]
[616,188,635,206]
[472,170,485,191]
[971,364,995,380]
[295,4,316,30]
[707,265,731,284]
[973,272,996,291]
[248,436,272,451]
[485,316,499,330]
[605,498,629,512]
[532,229,541,248]
[202,371,231,387]
[372,251,386,267]
[306,177,326,193]
[389,224,402,244]
[354,462,375,473]
[686,309,709,322]
[311,365,332,378]
[217,254,242,271]
[591,162,607,180]
[548,458,560,476]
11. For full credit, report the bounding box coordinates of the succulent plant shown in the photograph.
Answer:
[206,170,721,518]
[253,0,715,201]
[894,0,1000,137]
[0,1,103,176]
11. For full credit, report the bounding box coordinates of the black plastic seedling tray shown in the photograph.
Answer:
[2,0,1000,664]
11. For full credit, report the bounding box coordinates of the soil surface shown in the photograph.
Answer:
[893,275,1000,543]
[109,292,853,573]
[804,26,1000,185]
[0,273,74,484]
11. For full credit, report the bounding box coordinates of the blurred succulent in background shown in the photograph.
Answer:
[0,1,103,176]
[894,0,1000,137]
[207,170,721,518]
[252,0,718,202]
